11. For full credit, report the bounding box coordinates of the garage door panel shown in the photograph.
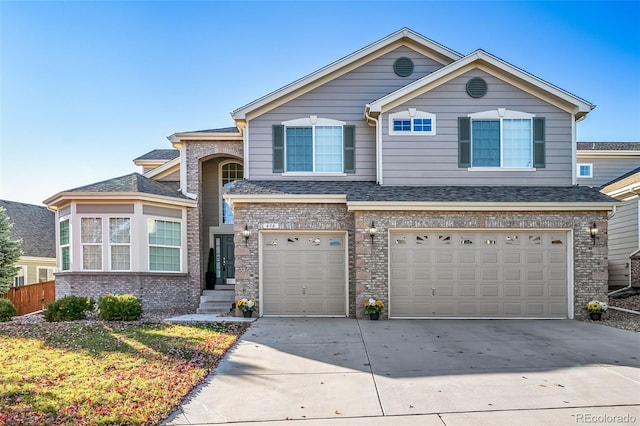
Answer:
[263,233,346,316]
[390,231,568,318]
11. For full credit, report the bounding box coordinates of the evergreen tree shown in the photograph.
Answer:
[0,207,23,293]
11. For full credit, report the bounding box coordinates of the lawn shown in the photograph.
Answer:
[0,320,250,425]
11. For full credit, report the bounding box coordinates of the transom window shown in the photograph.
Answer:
[389,109,436,136]
[469,109,535,168]
[577,163,593,178]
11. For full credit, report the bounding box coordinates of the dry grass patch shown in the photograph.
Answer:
[0,321,249,425]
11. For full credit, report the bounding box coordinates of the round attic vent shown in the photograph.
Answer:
[466,77,488,98]
[393,57,414,77]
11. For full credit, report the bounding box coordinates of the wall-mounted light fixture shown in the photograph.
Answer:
[368,221,378,244]
[242,224,251,245]
[589,222,598,245]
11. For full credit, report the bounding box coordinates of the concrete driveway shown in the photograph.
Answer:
[165,318,640,425]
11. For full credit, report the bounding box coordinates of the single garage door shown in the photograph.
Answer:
[262,233,347,316]
[390,230,569,318]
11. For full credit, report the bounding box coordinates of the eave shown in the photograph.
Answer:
[346,201,615,212]
[167,131,243,144]
[144,157,180,180]
[44,192,197,210]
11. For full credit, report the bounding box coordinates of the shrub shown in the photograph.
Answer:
[44,296,95,322]
[97,294,143,321]
[0,298,17,322]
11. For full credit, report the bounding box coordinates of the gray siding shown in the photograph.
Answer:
[381,70,574,186]
[577,157,640,187]
[608,199,639,287]
[247,47,445,181]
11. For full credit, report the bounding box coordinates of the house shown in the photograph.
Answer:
[576,143,640,289]
[0,200,56,286]
[45,28,616,319]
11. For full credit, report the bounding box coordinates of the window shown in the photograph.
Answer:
[389,110,436,135]
[272,117,355,174]
[221,162,244,224]
[13,266,26,287]
[109,218,131,270]
[81,218,102,270]
[60,219,70,271]
[148,219,181,272]
[458,109,545,169]
[37,267,55,282]
[577,163,593,178]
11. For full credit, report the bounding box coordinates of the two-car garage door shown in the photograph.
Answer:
[390,231,569,318]
[262,233,347,316]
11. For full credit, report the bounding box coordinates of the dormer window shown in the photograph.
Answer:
[389,109,436,136]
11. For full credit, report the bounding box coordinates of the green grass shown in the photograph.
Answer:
[0,321,249,425]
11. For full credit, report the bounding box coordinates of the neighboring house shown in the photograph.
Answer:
[46,28,616,319]
[0,200,56,286]
[600,166,640,288]
[576,143,640,288]
[576,142,640,186]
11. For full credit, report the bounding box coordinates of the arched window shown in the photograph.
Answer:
[221,162,243,224]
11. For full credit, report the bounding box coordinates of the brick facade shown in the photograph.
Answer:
[632,252,640,287]
[55,272,196,311]
[234,204,609,320]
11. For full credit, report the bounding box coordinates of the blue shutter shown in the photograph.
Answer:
[272,125,284,173]
[533,117,545,168]
[343,125,355,173]
[458,117,471,167]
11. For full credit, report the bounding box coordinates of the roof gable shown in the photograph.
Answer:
[366,50,594,119]
[231,28,462,122]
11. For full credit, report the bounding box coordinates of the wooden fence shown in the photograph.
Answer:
[0,280,55,316]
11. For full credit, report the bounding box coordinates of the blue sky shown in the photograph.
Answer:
[1,0,639,205]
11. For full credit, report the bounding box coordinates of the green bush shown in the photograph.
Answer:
[44,296,95,322]
[97,294,143,321]
[0,298,17,322]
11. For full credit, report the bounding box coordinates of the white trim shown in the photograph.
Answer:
[44,192,197,209]
[468,167,536,172]
[386,228,573,319]
[225,194,346,205]
[576,163,593,178]
[282,172,347,177]
[347,201,616,212]
[577,151,640,158]
[282,116,345,127]
[143,157,180,179]
[168,131,242,143]
[468,108,535,119]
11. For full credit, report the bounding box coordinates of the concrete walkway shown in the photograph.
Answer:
[164,318,640,425]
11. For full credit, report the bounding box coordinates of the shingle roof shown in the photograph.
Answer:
[229,181,615,203]
[577,142,640,151]
[0,200,55,258]
[133,149,180,161]
[64,173,191,199]
[182,127,240,134]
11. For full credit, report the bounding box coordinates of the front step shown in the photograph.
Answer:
[196,285,235,314]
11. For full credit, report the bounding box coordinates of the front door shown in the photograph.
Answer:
[221,234,235,284]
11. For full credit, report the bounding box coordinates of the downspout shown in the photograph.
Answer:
[607,195,639,297]
[571,114,578,185]
[364,105,381,184]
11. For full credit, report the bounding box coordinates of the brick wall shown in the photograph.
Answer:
[55,272,197,311]
[235,204,609,320]
[631,252,640,287]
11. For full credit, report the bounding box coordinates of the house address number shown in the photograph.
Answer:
[261,223,280,229]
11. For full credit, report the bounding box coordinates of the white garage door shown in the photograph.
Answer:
[262,233,347,316]
[390,231,569,318]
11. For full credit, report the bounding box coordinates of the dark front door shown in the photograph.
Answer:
[221,234,235,284]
